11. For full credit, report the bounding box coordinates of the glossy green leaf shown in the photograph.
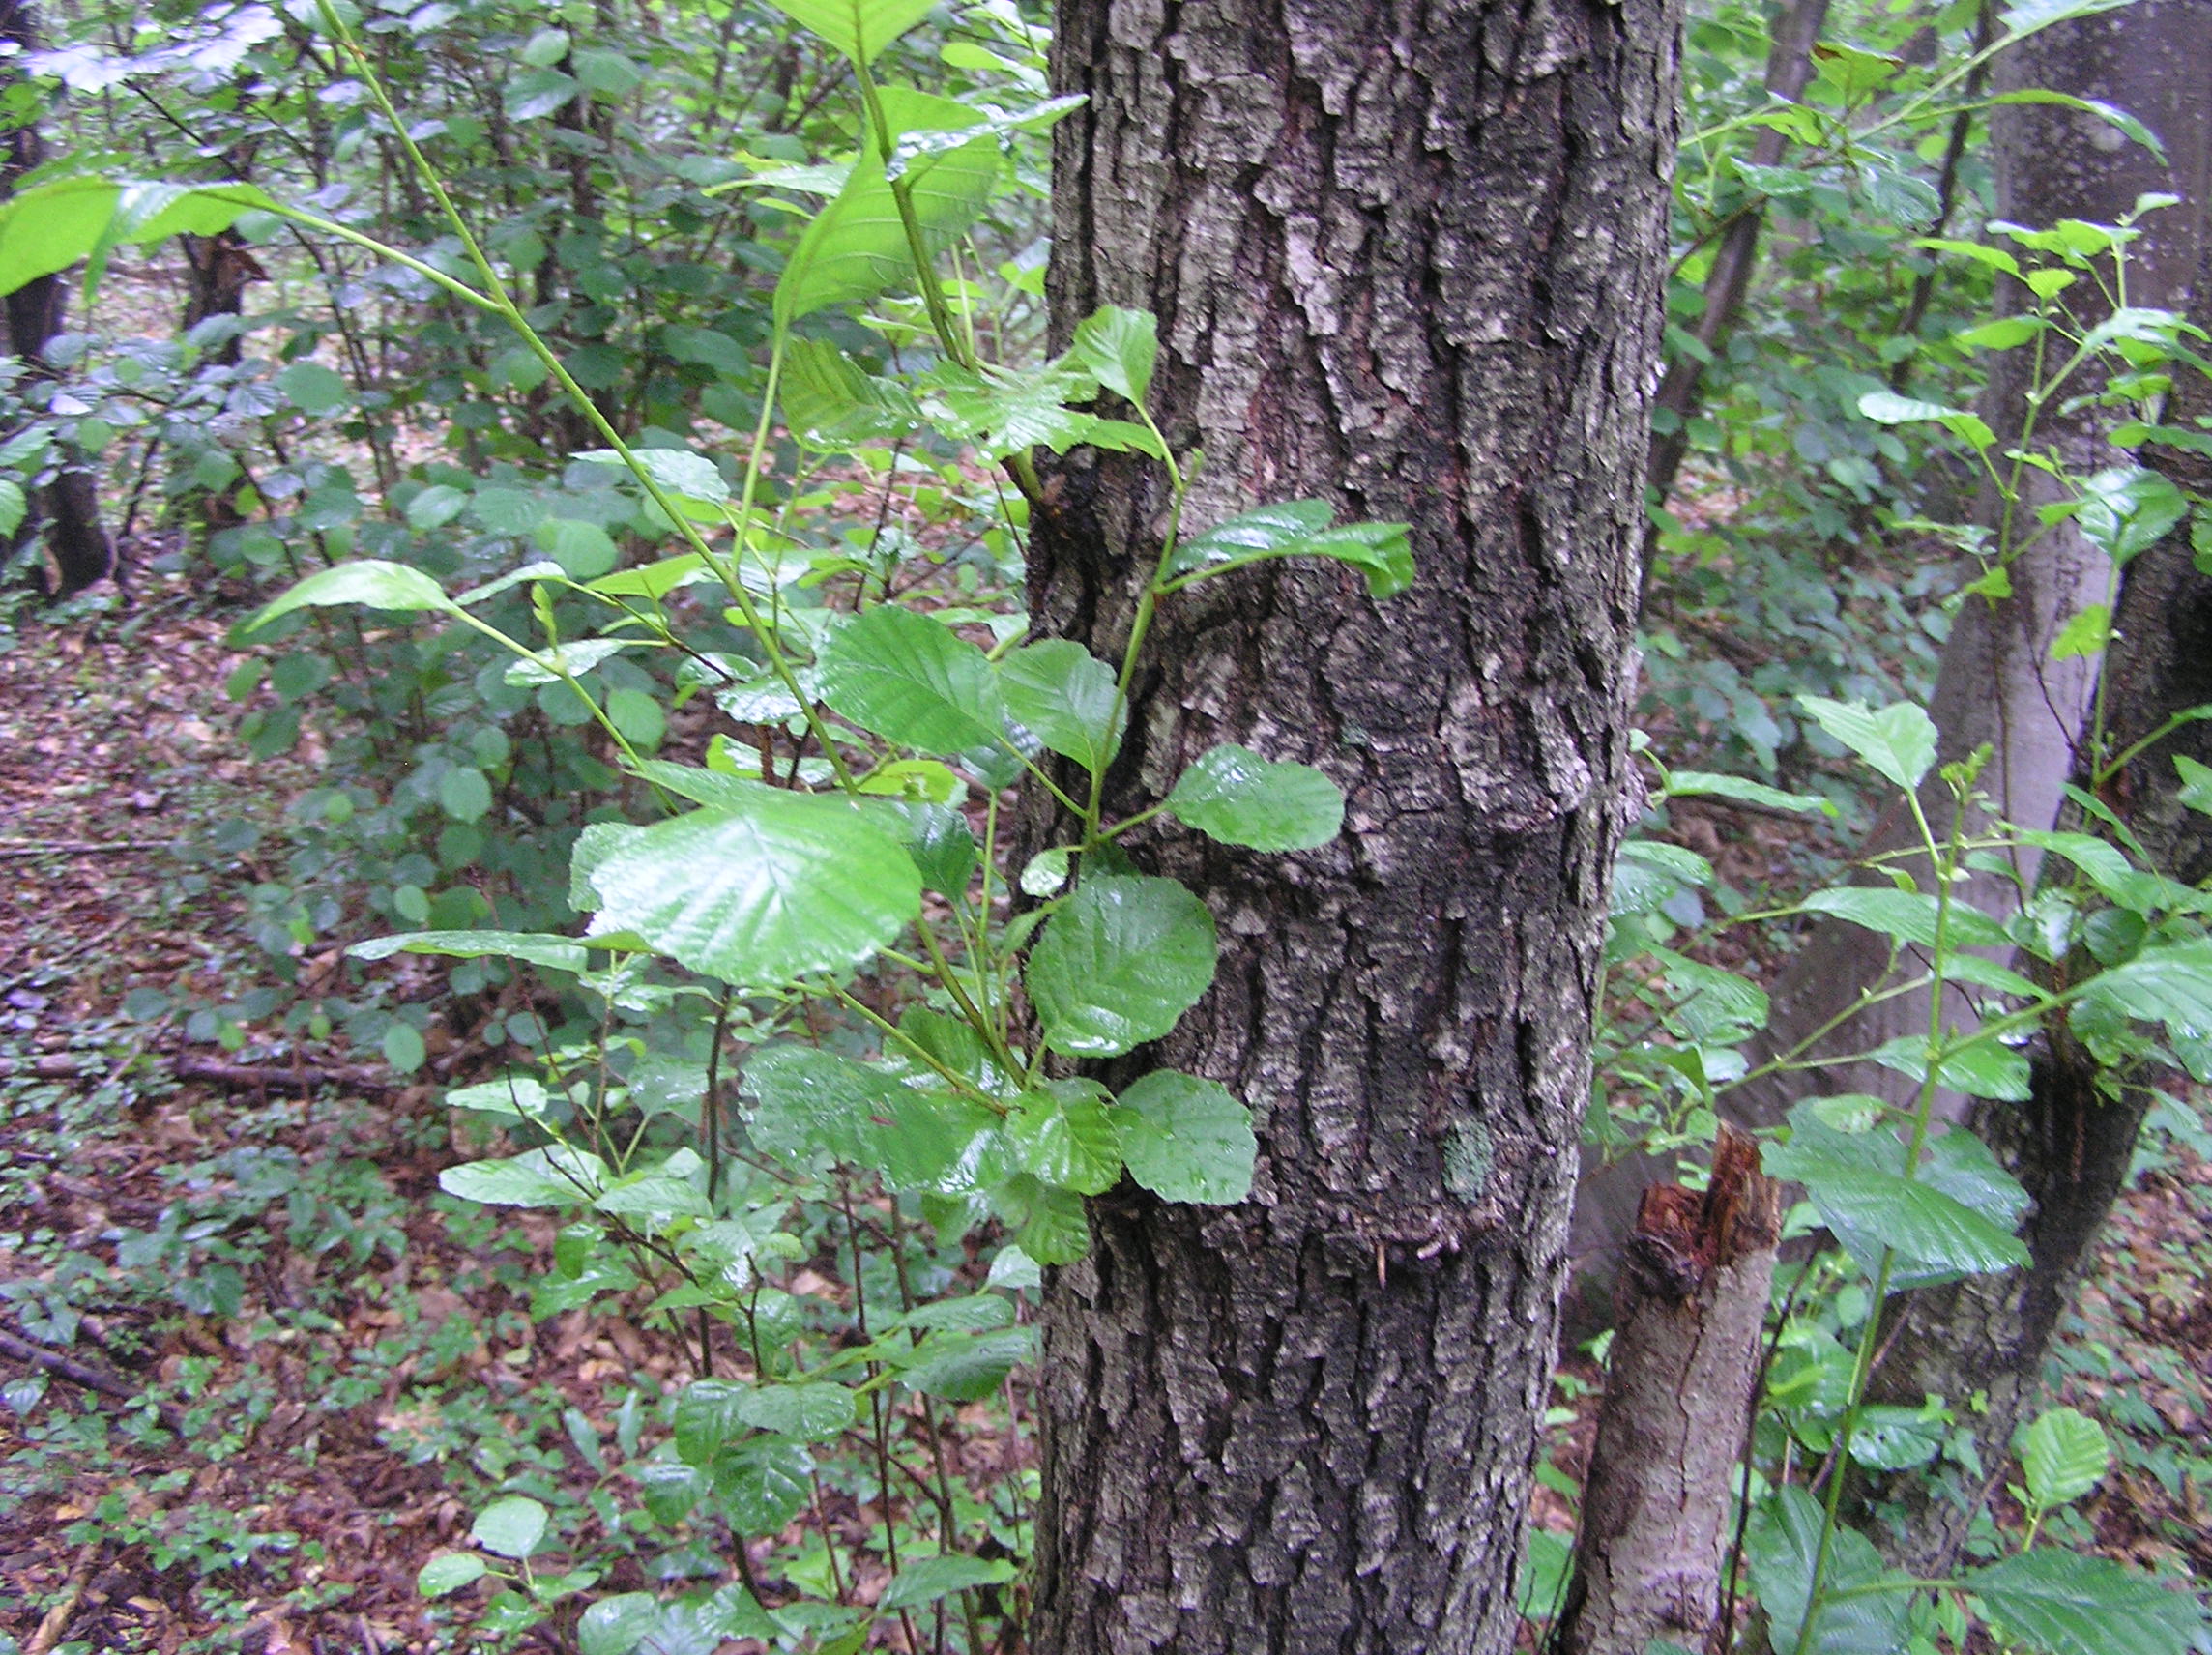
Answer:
[586,791,920,985]
[900,1327,1035,1401]
[1069,305,1157,406]
[1158,499,1413,597]
[0,176,274,298]
[1965,1549,2201,1655]
[1865,1033,2034,1103]
[759,0,935,63]
[992,1173,1091,1263]
[1026,875,1217,1057]
[417,1553,487,1598]
[1745,1487,1910,1655]
[774,92,1000,327]
[472,1495,549,1559]
[880,1553,1019,1611]
[1799,887,2009,949]
[574,447,729,508]
[347,929,594,973]
[1764,1105,2029,1286]
[736,1382,855,1442]
[440,1146,609,1208]
[1663,770,1837,815]
[1165,743,1345,851]
[578,1593,660,1655]
[1007,1080,1122,1194]
[780,338,924,449]
[818,604,1004,754]
[1112,1070,1256,1204]
[2075,465,2187,565]
[712,1438,814,1533]
[2072,940,2212,1041]
[1848,1404,1945,1469]
[1797,697,1937,792]
[2022,1407,2110,1510]
[247,560,454,630]
[999,640,1123,773]
[742,1045,998,1191]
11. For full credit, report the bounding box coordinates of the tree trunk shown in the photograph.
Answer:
[1554,1127,1780,1655]
[1027,0,1682,1649]
[1569,0,2212,1304]
[0,0,116,597]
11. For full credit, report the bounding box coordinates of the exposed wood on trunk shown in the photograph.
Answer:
[1553,1127,1780,1655]
[1028,0,1682,1648]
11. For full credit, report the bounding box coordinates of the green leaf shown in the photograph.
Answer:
[1113,1070,1256,1204]
[742,1046,999,1191]
[0,480,25,539]
[999,640,1124,774]
[444,1077,551,1122]
[578,1593,660,1655]
[1069,305,1158,406]
[440,766,494,823]
[780,338,924,449]
[1799,887,2009,949]
[712,1438,814,1533]
[1797,697,1937,792]
[2076,465,2188,565]
[675,1379,751,1465]
[247,560,454,630]
[472,1495,549,1559]
[276,361,350,416]
[1164,743,1346,851]
[1007,1080,1122,1194]
[586,791,920,986]
[417,1553,487,1599]
[574,447,729,509]
[0,176,274,298]
[1026,875,1217,1057]
[758,0,935,63]
[2174,755,2212,816]
[774,91,1000,327]
[1663,770,1836,816]
[819,605,1004,754]
[348,929,594,973]
[440,1146,609,1208]
[1158,500,1414,598]
[1745,1487,1910,1655]
[1517,1527,1573,1620]
[2021,1407,2110,1510]
[736,1382,855,1442]
[2073,940,2212,1046]
[1965,1549,2201,1655]
[2051,603,2112,660]
[992,1173,1091,1263]
[900,1327,1035,1402]
[879,1553,1019,1611]
[1764,1106,2029,1286]
[1865,1034,2034,1103]
[1848,1404,1945,1469]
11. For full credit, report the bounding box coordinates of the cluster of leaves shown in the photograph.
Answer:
[1569,203,2212,1654]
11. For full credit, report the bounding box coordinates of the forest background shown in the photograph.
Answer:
[1,0,2211,1653]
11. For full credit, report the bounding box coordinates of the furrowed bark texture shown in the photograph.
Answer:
[1555,1127,1780,1655]
[1029,2,1681,1650]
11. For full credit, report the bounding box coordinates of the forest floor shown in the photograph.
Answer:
[0,577,2208,1653]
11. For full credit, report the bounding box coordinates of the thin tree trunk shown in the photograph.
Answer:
[1554,1126,1780,1655]
[0,0,115,597]
[1645,0,1831,511]
[1028,0,1681,1649]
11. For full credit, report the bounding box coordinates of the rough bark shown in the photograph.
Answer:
[1554,1127,1780,1655]
[1027,0,1682,1650]
[1870,246,2212,1576]
[1645,0,1831,511]
[0,0,116,597]
[1569,0,2212,1299]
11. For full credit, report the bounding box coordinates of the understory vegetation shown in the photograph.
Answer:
[2,0,2210,1651]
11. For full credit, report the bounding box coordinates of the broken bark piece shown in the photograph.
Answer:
[1554,1125,1781,1655]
